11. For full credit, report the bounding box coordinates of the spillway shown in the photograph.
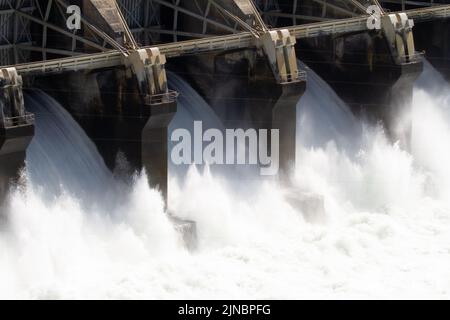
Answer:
[0,62,449,299]
[25,91,114,205]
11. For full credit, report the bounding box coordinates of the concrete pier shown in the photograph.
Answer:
[142,98,177,201]
[178,21,306,179]
[35,64,177,203]
[0,128,33,205]
[179,50,305,179]
[0,69,34,206]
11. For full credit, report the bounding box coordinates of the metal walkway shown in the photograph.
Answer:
[9,4,450,76]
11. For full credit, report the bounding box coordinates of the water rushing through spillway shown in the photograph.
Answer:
[0,62,450,299]
[25,92,114,205]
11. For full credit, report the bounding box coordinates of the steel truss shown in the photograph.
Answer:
[115,1,385,41]
[379,0,443,11]
[0,0,447,67]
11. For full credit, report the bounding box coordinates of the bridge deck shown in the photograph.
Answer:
[9,5,450,76]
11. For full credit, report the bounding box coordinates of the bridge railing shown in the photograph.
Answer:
[280,70,307,84]
[160,33,253,58]
[407,5,450,22]
[14,51,122,75]
[398,52,424,64]
[1,113,35,129]
[144,90,179,106]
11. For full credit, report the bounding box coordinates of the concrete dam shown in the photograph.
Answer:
[1,0,450,226]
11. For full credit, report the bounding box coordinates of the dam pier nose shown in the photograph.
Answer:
[180,26,306,181]
[258,29,307,179]
[123,48,178,202]
[0,68,34,207]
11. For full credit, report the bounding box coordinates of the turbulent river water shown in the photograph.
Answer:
[0,61,449,299]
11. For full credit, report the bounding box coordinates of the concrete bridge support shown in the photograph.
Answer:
[0,68,34,207]
[124,48,178,201]
[35,48,177,204]
[180,29,305,179]
[259,30,306,176]
[93,68,176,203]
[214,54,304,178]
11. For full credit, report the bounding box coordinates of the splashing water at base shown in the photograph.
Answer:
[1,62,450,299]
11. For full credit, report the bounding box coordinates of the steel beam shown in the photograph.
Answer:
[3,4,450,76]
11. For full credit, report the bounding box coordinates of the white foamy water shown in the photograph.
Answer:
[0,62,450,299]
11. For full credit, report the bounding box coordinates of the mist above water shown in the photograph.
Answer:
[0,61,449,299]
